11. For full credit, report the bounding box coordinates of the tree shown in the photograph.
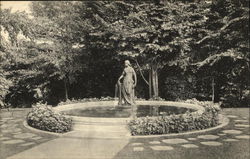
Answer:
[0,9,34,47]
[1,0,248,107]
[0,9,33,107]
[96,1,212,98]
[0,51,12,108]
[187,0,249,104]
[30,1,86,101]
[0,5,83,106]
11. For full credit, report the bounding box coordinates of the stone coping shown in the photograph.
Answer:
[53,100,205,124]
[23,121,71,137]
[0,108,29,111]
[54,100,205,113]
[71,116,129,124]
[53,100,229,139]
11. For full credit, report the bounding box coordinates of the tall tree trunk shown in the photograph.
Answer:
[152,66,156,96]
[212,77,215,103]
[238,85,243,101]
[149,69,152,98]
[155,68,159,97]
[149,64,159,99]
[64,78,68,101]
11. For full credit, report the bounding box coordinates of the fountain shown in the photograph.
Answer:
[51,60,224,137]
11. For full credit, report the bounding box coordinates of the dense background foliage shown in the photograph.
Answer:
[0,0,249,108]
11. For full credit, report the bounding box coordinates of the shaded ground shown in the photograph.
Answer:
[0,108,249,159]
[0,109,58,159]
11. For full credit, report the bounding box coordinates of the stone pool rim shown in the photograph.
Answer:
[53,100,205,115]
[53,100,206,125]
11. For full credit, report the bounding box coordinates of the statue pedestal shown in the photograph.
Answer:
[130,104,137,119]
[116,103,137,119]
[150,106,159,116]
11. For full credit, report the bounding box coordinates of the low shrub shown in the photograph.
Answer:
[220,93,250,108]
[57,96,147,106]
[149,96,165,101]
[58,96,116,105]
[27,103,73,133]
[127,100,221,135]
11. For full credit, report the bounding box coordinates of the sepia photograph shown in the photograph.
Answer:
[0,0,249,159]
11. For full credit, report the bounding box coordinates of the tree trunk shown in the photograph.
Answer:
[64,78,68,101]
[155,68,159,97]
[149,64,159,99]
[151,67,155,97]
[212,77,215,103]
[238,85,243,101]
[149,68,152,98]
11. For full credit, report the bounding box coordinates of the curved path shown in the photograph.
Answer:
[0,104,249,159]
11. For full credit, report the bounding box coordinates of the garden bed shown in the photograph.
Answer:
[26,103,73,133]
[128,100,221,135]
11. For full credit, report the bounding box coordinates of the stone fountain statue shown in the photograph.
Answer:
[116,60,137,106]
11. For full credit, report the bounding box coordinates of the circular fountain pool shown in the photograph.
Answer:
[24,101,227,139]
[61,105,196,118]
[54,100,204,119]
[26,101,226,138]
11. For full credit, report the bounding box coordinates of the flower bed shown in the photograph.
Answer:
[27,103,73,133]
[128,100,221,135]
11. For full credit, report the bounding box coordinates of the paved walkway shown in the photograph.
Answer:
[1,108,249,159]
[0,109,57,159]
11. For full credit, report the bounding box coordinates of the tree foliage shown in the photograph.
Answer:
[0,0,248,107]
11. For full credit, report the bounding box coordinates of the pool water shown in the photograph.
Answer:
[62,105,195,118]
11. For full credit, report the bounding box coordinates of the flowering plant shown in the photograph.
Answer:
[27,103,72,133]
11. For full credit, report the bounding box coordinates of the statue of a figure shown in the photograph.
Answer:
[117,60,137,105]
